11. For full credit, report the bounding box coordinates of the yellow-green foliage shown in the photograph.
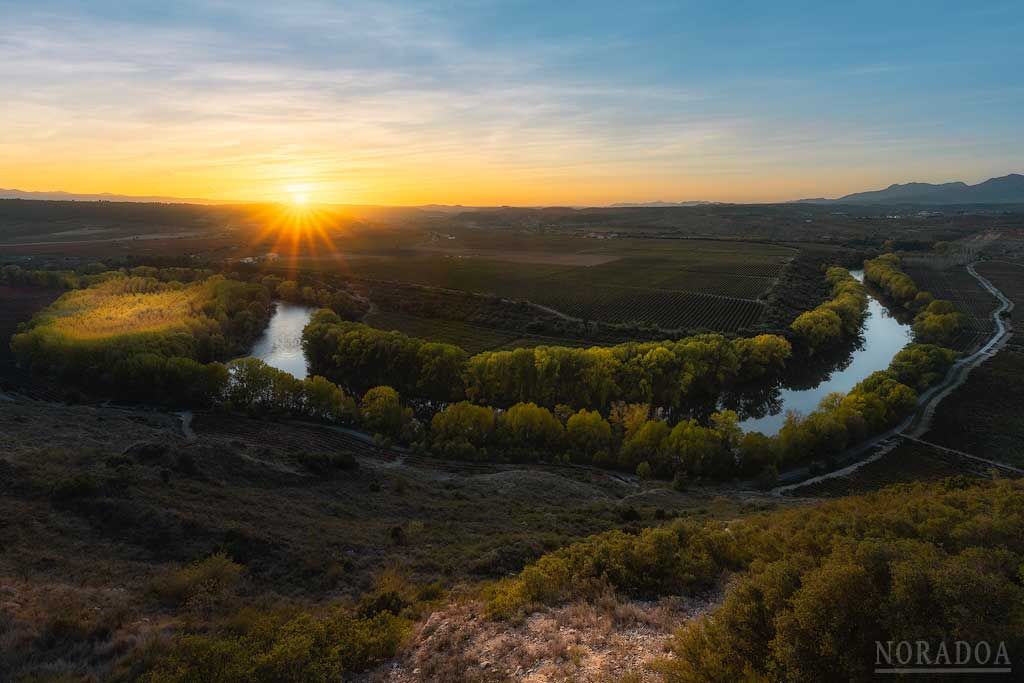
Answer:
[864,253,919,303]
[140,608,409,683]
[864,253,963,346]
[304,308,792,412]
[151,553,244,609]
[491,479,1024,681]
[37,277,208,339]
[790,267,868,352]
[11,274,270,393]
[485,520,744,619]
[658,479,1024,682]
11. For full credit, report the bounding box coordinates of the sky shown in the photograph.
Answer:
[1,0,1023,206]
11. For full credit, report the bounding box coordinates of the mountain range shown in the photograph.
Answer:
[4,174,1024,207]
[0,188,234,204]
[798,173,1024,205]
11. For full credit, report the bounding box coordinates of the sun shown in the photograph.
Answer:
[285,183,311,207]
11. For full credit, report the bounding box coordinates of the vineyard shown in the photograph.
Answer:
[361,311,520,354]
[510,285,766,330]
[347,239,791,333]
[977,259,1024,305]
[784,442,984,497]
[901,260,997,352]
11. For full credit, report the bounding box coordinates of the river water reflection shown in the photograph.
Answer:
[248,302,315,379]
[737,271,913,435]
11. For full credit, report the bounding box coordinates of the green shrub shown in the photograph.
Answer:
[295,451,357,476]
[51,473,101,502]
[140,608,409,683]
[151,553,244,609]
[485,520,743,619]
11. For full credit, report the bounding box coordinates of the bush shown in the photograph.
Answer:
[51,473,101,502]
[140,607,409,683]
[295,451,357,476]
[485,520,742,619]
[151,553,244,609]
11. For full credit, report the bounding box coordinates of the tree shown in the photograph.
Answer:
[359,386,409,437]
[734,334,792,382]
[619,419,670,473]
[276,280,300,302]
[665,418,727,478]
[430,401,496,459]
[416,343,468,402]
[497,402,564,459]
[565,409,612,464]
[328,290,368,320]
[303,375,356,422]
[791,308,842,353]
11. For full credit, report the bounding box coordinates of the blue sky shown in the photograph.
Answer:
[1,0,1022,204]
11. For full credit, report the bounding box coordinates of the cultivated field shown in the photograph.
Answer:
[362,310,521,354]
[901,256,998,352]
[345,239,793,333]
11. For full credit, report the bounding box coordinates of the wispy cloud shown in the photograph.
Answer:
[1,1,1022,203]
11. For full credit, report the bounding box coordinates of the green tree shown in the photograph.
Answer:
[565,409,613,464]
[359,386,409,437]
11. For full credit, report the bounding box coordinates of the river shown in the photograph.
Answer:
[737,271,913,435]
[249,274,914,434]
[248,302,316,379]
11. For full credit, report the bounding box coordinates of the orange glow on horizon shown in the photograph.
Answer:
[245,202,356,275]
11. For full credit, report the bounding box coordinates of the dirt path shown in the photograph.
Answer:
[772,260,1014,495]
[176,411,196,440]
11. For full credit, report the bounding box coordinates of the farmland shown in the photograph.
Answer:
[344,239,794,334]
[901,256,998,352]
[362,310,521,354]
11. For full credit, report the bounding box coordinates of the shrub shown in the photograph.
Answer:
[295,451,357,476]
[51,473,101,502]
[151,553,244,609]
[140,608,409,683]
[485,520,742,619]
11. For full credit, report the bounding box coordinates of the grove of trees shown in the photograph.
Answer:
[303,309,792,412]
[864,253,964,346]
[789,266,867,353]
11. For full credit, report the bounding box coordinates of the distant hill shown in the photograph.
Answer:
[0,188,235,204]
[609,200,715,208]
[798,173,1024,205]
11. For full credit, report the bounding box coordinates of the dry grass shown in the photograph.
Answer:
[367,589,720,683]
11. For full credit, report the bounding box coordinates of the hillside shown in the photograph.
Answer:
[801,173,1024,205]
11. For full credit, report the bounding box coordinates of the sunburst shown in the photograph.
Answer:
[245,196,351,275]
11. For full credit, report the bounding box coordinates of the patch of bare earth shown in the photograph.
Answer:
[364,591,720,683]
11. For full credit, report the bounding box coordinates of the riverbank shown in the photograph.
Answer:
[772,261,1014,495]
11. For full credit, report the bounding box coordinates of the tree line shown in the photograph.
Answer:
[421,341,954,480]
[303,309,792,412]
[864,253,964,346]
[788,266,868,353]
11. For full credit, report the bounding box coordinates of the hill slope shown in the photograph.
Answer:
[802,173,1024,205]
